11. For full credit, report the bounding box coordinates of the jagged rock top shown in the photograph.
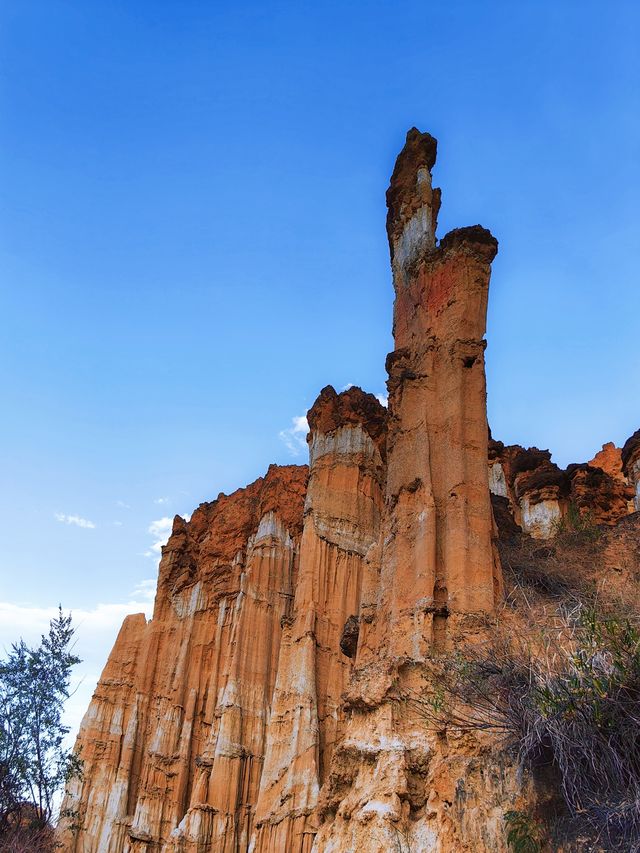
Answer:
[158,464,308,595]
[439,225,498,263]
[307,385,388,459]
[386,127,438,241]
[589,442,625,481]
[489,440,552,476]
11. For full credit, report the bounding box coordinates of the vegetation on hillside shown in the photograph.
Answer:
[412,593,640,851]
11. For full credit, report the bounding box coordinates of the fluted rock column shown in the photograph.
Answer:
[381,128,501,659]
[57,614,148,851]
[59,466,308,853]
[165,511,299,852]
[250,387,386,852]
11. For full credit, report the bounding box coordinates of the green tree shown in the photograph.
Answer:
[0,607,82,840]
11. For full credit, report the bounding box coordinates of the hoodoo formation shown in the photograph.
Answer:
[59,131,640,852]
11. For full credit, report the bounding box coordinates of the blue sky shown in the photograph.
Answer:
[1,1,639,733]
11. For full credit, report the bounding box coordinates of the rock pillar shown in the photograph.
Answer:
[382,128,501,659]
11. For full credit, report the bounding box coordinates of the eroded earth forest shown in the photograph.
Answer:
[58,130,640,853]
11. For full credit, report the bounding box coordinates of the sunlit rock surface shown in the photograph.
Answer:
[59,130,640,853]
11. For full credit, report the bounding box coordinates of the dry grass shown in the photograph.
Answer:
[0,824,55,852]
[408,593,640,851]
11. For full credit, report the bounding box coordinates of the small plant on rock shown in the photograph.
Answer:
[504,810,543,853]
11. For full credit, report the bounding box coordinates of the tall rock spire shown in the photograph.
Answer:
[313,127,505,853]
[382,128,501,658]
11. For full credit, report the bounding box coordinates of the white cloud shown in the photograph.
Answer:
[54,513,96,529]
[376,393,388,408]
[113,521,123,527]
[279,414,309,457]
[116,500,131,509]
[341,382,355,391]
[132,578,156,602]
[145,517,173,561]
[148,517,173,538]
[153,497,169,505]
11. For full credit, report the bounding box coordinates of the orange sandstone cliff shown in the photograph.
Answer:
[59,131,640,852]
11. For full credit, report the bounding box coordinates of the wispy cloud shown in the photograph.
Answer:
[279,414,309,457]
[116,500,131,509]
[153,497,169,505]
[132,578,156,602]
[54,513,96,529]
[148,517,173,538]
[145,517,173,559]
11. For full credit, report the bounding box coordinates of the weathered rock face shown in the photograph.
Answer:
[382,129,502,653]
[489,439,636,539]
[249,386,386,852]
[589,441,626,481]
[60,388,387,853]
[59,465,308,852]
[60,129,640,853]
[622,429,640,511]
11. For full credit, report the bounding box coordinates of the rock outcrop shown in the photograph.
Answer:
[489,439,636,539]
[249,386,386,851]
[59,130,640,853]
[622,429,640,512]
[589,441,626,481]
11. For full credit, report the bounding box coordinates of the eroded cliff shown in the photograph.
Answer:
[59,130,640,853]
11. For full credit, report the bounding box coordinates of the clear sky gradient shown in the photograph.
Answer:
[1,1,639,736]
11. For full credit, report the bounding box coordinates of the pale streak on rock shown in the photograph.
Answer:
[519,494,562,539]
[488,461,508,498]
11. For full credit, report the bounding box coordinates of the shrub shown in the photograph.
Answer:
[409,605,640,851]
[553,502,601,541]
